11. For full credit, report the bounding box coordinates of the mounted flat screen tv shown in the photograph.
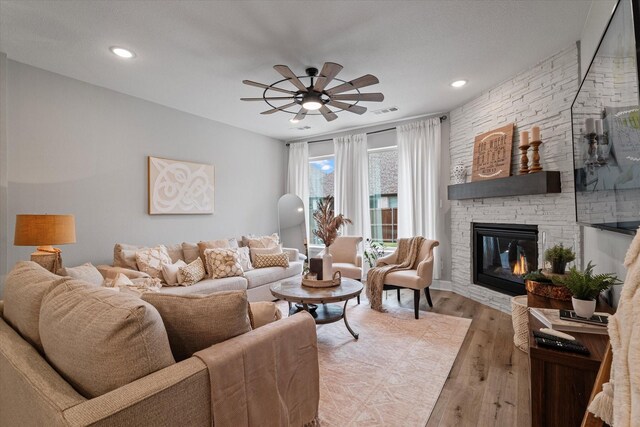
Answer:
[571,0,640,235]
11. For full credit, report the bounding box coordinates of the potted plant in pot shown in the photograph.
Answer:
[552,261,619,318]
[544,244,576,274]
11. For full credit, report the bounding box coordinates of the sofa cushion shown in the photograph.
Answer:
[244,261,303,289]
[59,263,104,286]
[244,233,279,249]
[181,242,200,264]
[197,239,232,273]
[141,291,252,362]
[162,260,187,285]
[3,261,67,353]
[135,245,172,281]
[205,248,244,279]
[158,276,247,296]
[332,262,363,280]
[113,243,144,270]
[248,301,283,329]
[253,253,289,269]
[39,280,175,398]
[249,246,282,263]
[165,243,184,263]
[177,258,206,285]
[96,265,151,280]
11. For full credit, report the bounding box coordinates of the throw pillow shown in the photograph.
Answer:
[248,301,283,329]
[253,253,290,269]
[164,243,184,263]
[177,258,206,286]
[135,245,171,281]
[198,239,231,274]
[162,260,188,286]
[113,243,145,270]
[3,261,68,353]
[205,248,244,279]
[234,246,253,271]
[249,246,283,263]
[39,280,175,398]
[97,265,151,280]
[59,263,104,286]
[141,291,252,362]
[181,242,200,264]
[245,233,280,249]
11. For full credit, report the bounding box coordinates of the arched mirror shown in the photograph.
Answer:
[278,193,307,258]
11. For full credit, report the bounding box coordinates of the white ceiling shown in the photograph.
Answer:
[0,0,592,141]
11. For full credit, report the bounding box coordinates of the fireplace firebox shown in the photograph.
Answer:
[472,223,538,296]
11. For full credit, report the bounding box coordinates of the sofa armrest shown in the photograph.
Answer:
[356,255,363,268]
[62,358,210,427]
[282,247,299,262]
[194,312,319,426]
[96,265,150,280]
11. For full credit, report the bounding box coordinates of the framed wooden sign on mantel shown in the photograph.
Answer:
[471,123,514,181]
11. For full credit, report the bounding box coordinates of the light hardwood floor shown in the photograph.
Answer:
[382,288,531,427]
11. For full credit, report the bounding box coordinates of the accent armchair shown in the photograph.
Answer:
[322,236,363,303]
[376,239,439,319]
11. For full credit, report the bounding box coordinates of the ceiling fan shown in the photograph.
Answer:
[241,62,384,122]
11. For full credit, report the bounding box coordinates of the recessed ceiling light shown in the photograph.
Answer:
[450,80,467,88]
[109,46,135,59]
[289,118,300,124]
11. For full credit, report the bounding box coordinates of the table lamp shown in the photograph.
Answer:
[14,214,76,272]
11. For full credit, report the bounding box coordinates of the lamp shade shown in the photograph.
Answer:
[14,214,76,246]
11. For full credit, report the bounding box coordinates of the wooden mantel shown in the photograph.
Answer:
[447,171,561,200]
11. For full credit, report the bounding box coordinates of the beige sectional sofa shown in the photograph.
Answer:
[0,262,320,426]
[99,240,304,302]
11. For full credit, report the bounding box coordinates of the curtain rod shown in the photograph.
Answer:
[286,115,447,146]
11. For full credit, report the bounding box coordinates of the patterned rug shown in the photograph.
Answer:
[278,298,471,426]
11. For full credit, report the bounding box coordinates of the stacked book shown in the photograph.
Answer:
[529,308,610,335]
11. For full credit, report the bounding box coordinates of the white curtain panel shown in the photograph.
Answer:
[286,141,309,243]
[397,117,441,279]
[334,133,371,241]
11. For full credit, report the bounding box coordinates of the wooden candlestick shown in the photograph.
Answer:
[519,144,530,174]
[529,140,543,173]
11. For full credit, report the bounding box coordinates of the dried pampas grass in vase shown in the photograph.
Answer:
[312,196,351,281]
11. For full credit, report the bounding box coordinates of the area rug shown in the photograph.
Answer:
[278,299,471,426]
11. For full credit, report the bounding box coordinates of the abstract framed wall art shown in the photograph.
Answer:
[148,156,214,215]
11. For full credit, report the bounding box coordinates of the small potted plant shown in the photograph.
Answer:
[544,244,576,274]
[364,239,386,269]
[552,261,619,318]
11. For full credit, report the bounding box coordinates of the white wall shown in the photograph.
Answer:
[580,0,631,305]
[2,60,286,295]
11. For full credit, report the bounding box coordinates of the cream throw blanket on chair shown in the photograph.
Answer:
[366,236,425,312]
[607,227,640,427]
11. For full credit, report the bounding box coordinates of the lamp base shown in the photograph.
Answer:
[30,248,63,273]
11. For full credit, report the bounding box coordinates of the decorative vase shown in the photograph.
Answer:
[452,161,467,184]
[551,260,567,275]
[322,251,333,283]
[572,297,596,319]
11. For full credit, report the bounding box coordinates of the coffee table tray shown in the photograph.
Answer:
[301,271,341,288]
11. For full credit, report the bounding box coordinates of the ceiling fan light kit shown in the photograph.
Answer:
[241,62,384,122]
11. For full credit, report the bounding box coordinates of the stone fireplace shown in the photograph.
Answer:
[472,223,538,296]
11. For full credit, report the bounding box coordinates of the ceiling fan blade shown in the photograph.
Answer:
[331,92,384,102]
[313,62,343,92]
[261,102,298,115]
[293,108,308,122]
[326,74,380,95]
[242,80,297,95]
[241,97,295,101]
[319,105,338,122]
[327,100,367,115]
[273,65,308,92]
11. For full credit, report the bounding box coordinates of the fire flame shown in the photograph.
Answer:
[513,255,527,275]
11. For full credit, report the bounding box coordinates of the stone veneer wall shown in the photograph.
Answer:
[448,45,581,312]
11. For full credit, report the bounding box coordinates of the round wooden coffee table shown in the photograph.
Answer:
[270,278,363,339]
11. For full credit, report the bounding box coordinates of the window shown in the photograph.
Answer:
[308,156,334,245]
[369,147,398,245]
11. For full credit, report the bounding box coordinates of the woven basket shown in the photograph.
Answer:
[511,295,529,354]
[301,271,341,288]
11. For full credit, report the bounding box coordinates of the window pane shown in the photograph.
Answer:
[308,157,334,245]
[369,149,398,244]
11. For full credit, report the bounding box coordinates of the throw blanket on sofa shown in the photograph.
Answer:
[193,313,320,427]
[366,236,425,312]
[607,226,640,427]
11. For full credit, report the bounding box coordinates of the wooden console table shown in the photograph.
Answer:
[527,293,613,427]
